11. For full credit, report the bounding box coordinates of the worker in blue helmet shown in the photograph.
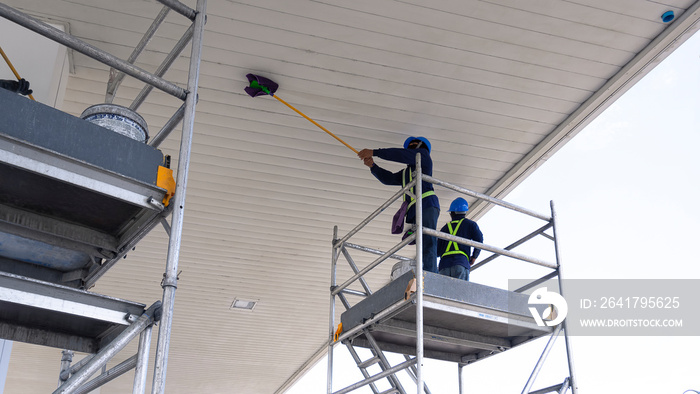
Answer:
[358,136,440,273]
[437,197,483,281]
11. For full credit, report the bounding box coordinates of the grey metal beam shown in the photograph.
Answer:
[343,243,413,262]
[58,350,73,388]
[74,354,137,394]
[60,355,95,381]
[458,363,464,394]
[0,323,94,354]
[527,377,569,394]
[364,330,407,394]
[0,135,166,211]
[333,358,417,394]
[106,6,171,103]
[84,204,172,288]
[344,343,382,394]
[131,24,194,111]
[53,301,161,394]
[415,153,425,394]
[370,319,512,352]
[0,4,187,100]
[514,271,560,294]
[334,182,414,248]
[471,223,553,270]
[0,203,118,254]
[424,174,551,221]
[327,226,339,394]
[332,234,415,297]
[402,355,431,394]
[424,228,557,269]
[350,338,482,364]
[336,299,414,344]
[157,0,196,20]
[340,247,373,296]
[521,324,562,394]
[551,201,579,394]
[151,1,207,392]
[0,272,144,326]
[133,325,153,394]
[149,104,186,149]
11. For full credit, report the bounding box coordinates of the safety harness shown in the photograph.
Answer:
[442,219,469,258]
[402,168,435,209]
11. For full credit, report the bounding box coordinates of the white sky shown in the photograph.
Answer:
[286,27,700,394]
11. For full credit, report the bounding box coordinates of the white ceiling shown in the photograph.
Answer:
[2,0,700,393]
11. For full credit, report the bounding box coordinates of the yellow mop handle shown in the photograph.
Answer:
[272,94,359,154]
[0,45,35,101]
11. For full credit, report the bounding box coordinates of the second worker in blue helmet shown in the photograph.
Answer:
[437,197,483,281]
[358,137,440,273]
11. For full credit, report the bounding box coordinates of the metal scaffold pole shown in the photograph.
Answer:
[550,201,578,394]
[151,0,207,392]
[328,226,339,394]
[415,152,424,394]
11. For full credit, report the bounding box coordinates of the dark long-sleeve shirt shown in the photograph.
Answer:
[437,218,483,270]
[369,147,439,222]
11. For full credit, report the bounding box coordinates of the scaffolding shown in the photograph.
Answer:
[0,1,206,392]
[328,153,578,394]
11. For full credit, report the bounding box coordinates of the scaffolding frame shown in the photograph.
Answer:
[328,153,578,394]
[0,1,206,392]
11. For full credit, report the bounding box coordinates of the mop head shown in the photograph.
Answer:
[245,73,278,97]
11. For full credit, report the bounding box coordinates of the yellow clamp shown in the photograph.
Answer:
[157,166,176,206]
[333,323,343,342]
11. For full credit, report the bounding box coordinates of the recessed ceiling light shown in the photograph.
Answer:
[230,298,257,311]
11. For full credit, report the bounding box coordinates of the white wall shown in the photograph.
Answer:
[0,17,70,108]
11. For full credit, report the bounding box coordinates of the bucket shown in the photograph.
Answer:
[390,260,416,281]
[81,104,149,143]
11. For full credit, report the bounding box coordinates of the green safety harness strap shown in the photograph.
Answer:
[442,219,469,258]
[402,168,436,209]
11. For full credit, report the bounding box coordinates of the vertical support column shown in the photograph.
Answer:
[458,363,464,394]
[550,201,578,394]
[55,302,160,394]
[58,350,73,388]
[150,1,206,393]
[0,340,12,394]
[327,226,339,394]
[133,324,153,394]
[414,152,424,394]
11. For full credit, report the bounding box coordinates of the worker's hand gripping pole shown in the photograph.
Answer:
[0,45,36,101]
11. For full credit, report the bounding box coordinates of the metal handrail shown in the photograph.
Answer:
[424,174,551,221]
[333,179,415,248]
[424,228,557,269]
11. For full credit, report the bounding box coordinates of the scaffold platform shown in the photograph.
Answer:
[0,87,170,288]
[340,271,552,364]
[0,271,146,353]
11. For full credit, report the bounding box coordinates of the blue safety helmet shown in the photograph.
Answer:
[403,136,431,153]
[448,197,469,213]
